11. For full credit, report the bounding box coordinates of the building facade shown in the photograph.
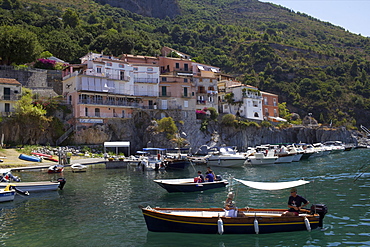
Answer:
[0,78,22,117]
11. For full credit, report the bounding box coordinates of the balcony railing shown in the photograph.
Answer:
[78,99,142,107]
[159,92,171,97]
[1,95,20,100]
[134,78,158,84]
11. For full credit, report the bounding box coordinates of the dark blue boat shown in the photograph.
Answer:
[153,178,228,193]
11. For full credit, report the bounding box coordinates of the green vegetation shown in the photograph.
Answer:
[0,0,370,126]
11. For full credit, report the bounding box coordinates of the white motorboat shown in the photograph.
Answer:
[273,146,295,163]
[312,143,331,157]
[205,146,247,167]
[137,157,165,171]
[246,150,277,165]
[287,145,304,162]
[323,141,345,154]
[71,163,87,172]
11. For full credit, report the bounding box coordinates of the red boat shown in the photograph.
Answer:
[48,165,64,173]
[31,152,53,158]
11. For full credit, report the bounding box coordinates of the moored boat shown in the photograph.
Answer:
[71,163,87,173]
[0,178,66,192]
[205,146,247,167]
[0,184,16,202]
[48,164,64,173]
[153,178,229,193]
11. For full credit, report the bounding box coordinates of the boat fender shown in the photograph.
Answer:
[57,178,66,190]
[254,218,259,234]
[304,217,311,232]
[217,217,224,235]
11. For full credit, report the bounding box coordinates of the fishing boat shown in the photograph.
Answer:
[18,154,42,162]
[141,179,327,234]
[0,178,66,192]
[153,178,228,193]
[48,164,64,173]
[71,163,87,173]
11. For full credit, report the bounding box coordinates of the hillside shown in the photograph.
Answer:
[1,0,370,127]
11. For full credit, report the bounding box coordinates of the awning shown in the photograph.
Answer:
[211,68,218,72]
[234,179,310,190]
[104,141,130,147]
[197,65,205,71]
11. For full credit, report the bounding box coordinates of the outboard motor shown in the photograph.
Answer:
[310,204,328,228]
[216,175,223,181]
[57,178,66,190]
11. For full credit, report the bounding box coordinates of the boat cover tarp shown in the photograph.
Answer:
[234,179,309,190]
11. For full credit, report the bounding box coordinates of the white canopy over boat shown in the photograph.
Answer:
[234,179,310,190]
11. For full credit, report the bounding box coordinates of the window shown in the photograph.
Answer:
[184,101,188,108]
[184,63,188,71]
[274,109,277,117]
[119,64,125,68]
[161,86,167,96]
[120,71,125,80]
[147,67,153,71]
[106,62,112,66]
[273,98,277,106]
[96,67,102,73]
[184,87,188,97]
[264,97,268,105]
[95,108,100,117]
[254,112,259,117]
[184,78,188,83]
[162,77,167,82]
[133,67,138,71]
[253,101,258,107]
[122,110,125,118]
[4,103,10,112]
[175,63,179,68]
[85,107,88,116]
[3,88,10,100]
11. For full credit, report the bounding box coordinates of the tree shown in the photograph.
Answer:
[0,26,41,65]
[13,88,52,144]
[62,8,80,28]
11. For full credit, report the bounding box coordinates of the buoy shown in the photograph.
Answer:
[304,217,311,232]
[217,217,224,235]
[254,218,259,234]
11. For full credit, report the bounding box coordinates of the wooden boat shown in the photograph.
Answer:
[18,154,41,162]
[153,178,229,193]
[141,179,327,234]
[71,163,87,173]
[0,178,66,192]
[48,165,64,173]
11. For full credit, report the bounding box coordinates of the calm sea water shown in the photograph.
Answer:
[1,149,369,247]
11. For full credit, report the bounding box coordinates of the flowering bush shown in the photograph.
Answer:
[34,58,56,70]
[196,110,206,115]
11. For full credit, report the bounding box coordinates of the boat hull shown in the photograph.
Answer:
[0,181,62,192]
[206,157,246,167]
[142,207,321,234]
[164,159,191,170]
[18,154,41,162]
[154,179,228,193]
[0,190,15,202]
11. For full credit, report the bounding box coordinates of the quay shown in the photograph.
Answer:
[10,158,106,172]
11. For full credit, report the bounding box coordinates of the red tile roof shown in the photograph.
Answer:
[0,78,21,85]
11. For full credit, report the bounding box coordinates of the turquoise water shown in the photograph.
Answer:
[0,149,369,247]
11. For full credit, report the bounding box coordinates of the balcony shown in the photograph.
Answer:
[134,78,158,84]
[1,95,20,100]
[159,92,171,97]
[78,99,142,107]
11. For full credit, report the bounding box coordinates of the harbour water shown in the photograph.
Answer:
[1,149,369,246]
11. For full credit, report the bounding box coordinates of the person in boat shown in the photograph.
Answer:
[224,192,235,210]
[206,166,216,182]
[282,187,310,216]
[194,171,205,183]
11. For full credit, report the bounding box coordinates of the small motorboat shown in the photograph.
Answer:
[0,178,66,192]
[0,184,16,202]
[153,177,229,193]
[48,165,64,174]
[71,163,87,173]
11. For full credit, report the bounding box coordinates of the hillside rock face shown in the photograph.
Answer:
[94,0,181,18]
[0,109,359,153]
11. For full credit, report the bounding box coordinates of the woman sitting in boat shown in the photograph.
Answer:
[282,187,310,216]
[224,192,238,217]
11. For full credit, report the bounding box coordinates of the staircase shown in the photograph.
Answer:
[56,126,74,146]
[360,125,370,137]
